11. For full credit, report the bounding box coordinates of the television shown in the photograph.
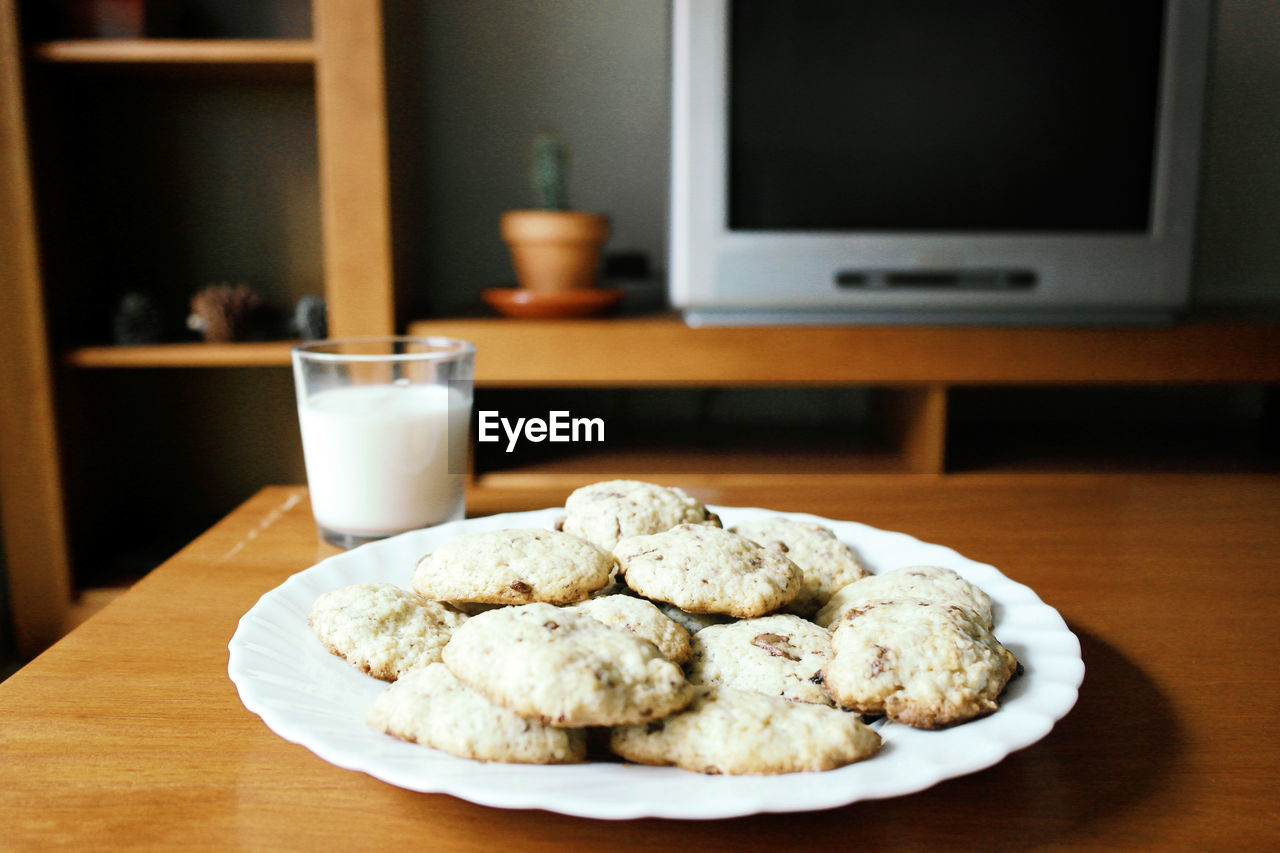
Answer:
[669,0,1212,325]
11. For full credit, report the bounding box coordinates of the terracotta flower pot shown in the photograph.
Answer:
[500,210,610,292]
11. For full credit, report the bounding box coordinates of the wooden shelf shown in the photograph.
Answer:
[71,317,1280,381]
[478,467,929,492]
[65,341,297,369]
[29,39,316,65]
[2,0,395,660]
[474,423,915,490]
[432,315,1279,485]
[407,315,1280,386]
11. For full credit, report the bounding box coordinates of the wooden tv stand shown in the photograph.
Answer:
[407,314,1280,481]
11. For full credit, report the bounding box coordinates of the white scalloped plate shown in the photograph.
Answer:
[228,506,1083,820]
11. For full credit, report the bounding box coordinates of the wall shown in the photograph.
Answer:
[1194,0,1280,306]
[385,0,670,317]
[385,0,1280,316]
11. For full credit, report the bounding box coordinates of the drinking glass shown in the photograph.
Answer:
[291,337,474,548]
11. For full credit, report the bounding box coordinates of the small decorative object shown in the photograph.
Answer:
[111,291,164,345]
[187,282,268,343]
[62,0,144,38]
[290,295,328,340]
[58,0,178,38]
[531,129,569,211]
[499,132,611,293]
[488,132,620,318]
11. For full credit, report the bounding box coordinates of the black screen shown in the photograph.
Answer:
[729,0,1164,231]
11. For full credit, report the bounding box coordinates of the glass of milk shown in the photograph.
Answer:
[291,337,475,548]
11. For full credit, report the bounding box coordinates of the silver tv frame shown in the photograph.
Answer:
[669,0,1212,325]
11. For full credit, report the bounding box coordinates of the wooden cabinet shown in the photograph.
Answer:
[0,0,393,656]
[408,316,1280,485]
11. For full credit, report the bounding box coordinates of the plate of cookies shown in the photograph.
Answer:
[228,480,1084,819]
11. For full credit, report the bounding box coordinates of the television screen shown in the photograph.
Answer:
[729,0,1164,233]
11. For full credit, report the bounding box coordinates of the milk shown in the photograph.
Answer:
[298,383,470,537]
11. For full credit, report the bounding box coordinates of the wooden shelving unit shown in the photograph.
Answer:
[29,38,317,64]
[0,0,394,657]
[410,315,1280,486]
[408,315,1280,386]
[66,340,297,368]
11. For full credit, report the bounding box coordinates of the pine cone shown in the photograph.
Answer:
[188,283,266,342]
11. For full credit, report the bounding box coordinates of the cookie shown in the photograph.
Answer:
[817,598,1018,729]
[614,524,803,618]
[560,479,720,551]
[731,517,868,617]
[411,528,615,606]
[685,614,835,705]
[441,603,693,727]
[814,565,995,629]
[308,583,467,681]
[367,663,587,764]
[572,594,693,664]
[609,686,881,775]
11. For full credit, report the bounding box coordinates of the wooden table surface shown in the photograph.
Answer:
[2,476,1278,850]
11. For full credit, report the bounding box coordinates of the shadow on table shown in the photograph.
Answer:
[732,624,1180,849]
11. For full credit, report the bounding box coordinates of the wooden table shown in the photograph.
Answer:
[2,476,1278,850]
